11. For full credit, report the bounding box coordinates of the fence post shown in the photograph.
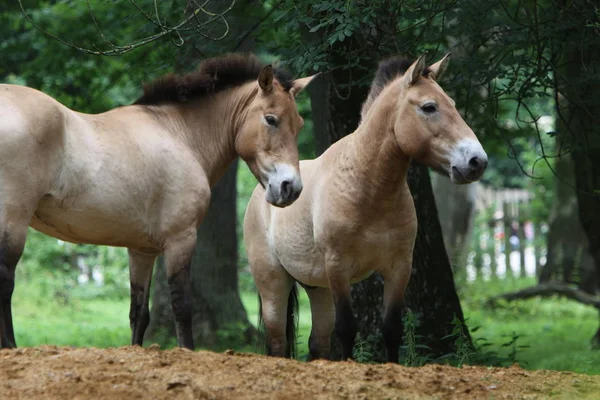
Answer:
[503,202,513,278]
[487,218,497,279]
[518,219,527,278]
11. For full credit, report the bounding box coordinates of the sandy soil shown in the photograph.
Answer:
[0,346,598,399]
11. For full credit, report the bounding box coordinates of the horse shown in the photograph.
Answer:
[0,53,317,350]
[243,54,488,362]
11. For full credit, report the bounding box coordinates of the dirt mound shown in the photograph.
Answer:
[0,346,598,399]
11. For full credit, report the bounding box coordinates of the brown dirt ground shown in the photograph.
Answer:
[0,346,598,400]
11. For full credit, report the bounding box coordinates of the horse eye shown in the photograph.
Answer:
[420,104,437,114]
[265,115,278,127]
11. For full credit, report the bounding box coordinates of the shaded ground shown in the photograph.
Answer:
[0,346,598,399]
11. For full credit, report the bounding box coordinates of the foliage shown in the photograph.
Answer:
[353,339,375,364]
[401,310,429,367]
[1,1,184,112]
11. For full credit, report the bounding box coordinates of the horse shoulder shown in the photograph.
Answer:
[243,184,274,262]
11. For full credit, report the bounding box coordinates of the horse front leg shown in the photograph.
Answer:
[326,254,357,361]
[252,261,295,358]
[381,260,412,363]
[305,286,335,360]
[128,249,157,346]
[164,228,197,350]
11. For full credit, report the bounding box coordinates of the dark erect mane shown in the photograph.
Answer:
[369,56,432,102]
[134,53,294,105]
[360,55,432,120]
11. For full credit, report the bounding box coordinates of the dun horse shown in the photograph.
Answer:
[244,54,488,362]
[0,53,317,349]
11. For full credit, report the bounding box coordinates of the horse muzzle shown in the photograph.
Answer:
[449,140,488,184]
[265,164,303,207]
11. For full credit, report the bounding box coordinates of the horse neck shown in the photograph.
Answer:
[175,84,256,186]
[342,84,411,203]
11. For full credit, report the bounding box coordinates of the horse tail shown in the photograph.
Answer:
[257,282,299,359]
[286,282,299,359]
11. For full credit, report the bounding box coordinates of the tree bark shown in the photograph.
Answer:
[404,164,473,356]
[538,152,595,292]
[555,0,600,344]
[431,174,478,271]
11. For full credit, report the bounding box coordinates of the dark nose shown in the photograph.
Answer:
[280,180,301,202]
[280,180,292,200]
[467,156,488,178]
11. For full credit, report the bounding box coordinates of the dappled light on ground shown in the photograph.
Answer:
[0,346,598,399]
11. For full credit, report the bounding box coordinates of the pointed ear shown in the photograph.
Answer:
[404,53,428,87]
[428,53,451,81]
[290,73,320,97]
[258,65,274,92]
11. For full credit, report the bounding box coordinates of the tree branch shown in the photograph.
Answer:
[18,0,236,56]
[486,283,600,308]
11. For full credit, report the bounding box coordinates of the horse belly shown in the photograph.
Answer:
[273,236,328,288]
[30,199,156,250]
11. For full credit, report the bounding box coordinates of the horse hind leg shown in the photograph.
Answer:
[0,214,30,349]
[305,286,335,360]
[0,245,19,349]
[128,249,157,346]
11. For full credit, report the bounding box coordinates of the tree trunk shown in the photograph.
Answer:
[556,0,600,344]
[431,174,478,271]
[405,164,473,356]
[538,152,595,292]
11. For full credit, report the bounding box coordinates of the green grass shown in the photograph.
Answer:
[459,277,600,375]
[13,278,130,348]
[10,272,600,375]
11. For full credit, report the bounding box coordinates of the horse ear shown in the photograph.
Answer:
[404,53,427,87]
[258,65,274,92]
[428,53,451,81]
[290,73,320,97]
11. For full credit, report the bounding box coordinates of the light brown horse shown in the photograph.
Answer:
[0,53,317,349]
[244,54,488,362]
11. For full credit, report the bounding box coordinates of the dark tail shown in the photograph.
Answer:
[257,283,299,359]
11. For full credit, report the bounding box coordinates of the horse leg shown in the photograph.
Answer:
[326,254,356,361]
[381,262,412,363]
[255,266,295,357]
[0,211,30,349]
[164,228,197,350]
[128,249,157,346]
[0,244,21,349]
[305,287,335,360]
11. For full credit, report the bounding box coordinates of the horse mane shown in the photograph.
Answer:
[134,53,294,105]
[360,56,432,120]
